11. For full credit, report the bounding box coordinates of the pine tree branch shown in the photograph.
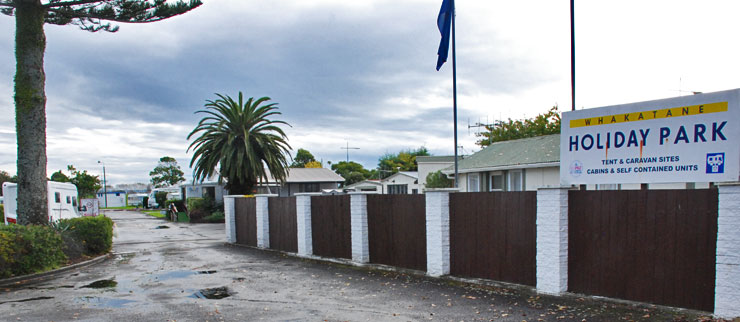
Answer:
[43,0,111,8]
[42,0,201,32]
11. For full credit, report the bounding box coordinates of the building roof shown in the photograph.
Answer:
[343,180,382,190]
[449,134,560,173]
[416,156,461,163]
[383,171,418,182]
[285,168,344,183]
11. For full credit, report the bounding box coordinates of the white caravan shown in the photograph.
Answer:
[2,181,81,224]
[147,186,181,208]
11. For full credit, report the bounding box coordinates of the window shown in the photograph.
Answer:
[72,197,77,207]
[66,196,71,204]
[300,183,320,193]
[387,184,408,195]
[412,189,418,194]
[467,174,480,192]
[54,192,61,203]
[205,187,216,199]
[490,173,504,191]
[508,170,523,191]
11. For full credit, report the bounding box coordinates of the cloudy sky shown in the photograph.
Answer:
[1,0,740,185]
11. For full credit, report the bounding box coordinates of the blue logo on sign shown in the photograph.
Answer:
[706,153,725,174]
[569,160,583,177]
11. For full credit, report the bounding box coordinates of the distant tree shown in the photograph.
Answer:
[425,170,453,189]
[1,0,202,225]
[188,92,292,195]
[331,161,371,187]
[377,147,430,178]
[149,156,185,188]
[291,149,316,168]
[66,165,101,198]
[304,161,322,168]
[50,170,70,182]
[476,106,560,147]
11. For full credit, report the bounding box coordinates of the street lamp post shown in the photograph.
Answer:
[98,161,107,208]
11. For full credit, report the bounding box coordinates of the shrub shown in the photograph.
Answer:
[61,216,114,256]
[154,191,168,208]
[0,204,4,223]
[426,170,454,189]
[202,211,225,223]
[0,224,67,278]
[186,197,208,222]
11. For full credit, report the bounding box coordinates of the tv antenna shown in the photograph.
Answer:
[672,77,702,96]
[341,141,360,163]
[467,116,495,136]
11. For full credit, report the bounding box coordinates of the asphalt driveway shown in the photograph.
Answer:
[0,211,714,321]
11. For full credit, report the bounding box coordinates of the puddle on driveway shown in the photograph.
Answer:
[152,270,218,281]
[82,279,117,289]
[75,296,136,308]
[154,225,170,229]
[191,287,231,299]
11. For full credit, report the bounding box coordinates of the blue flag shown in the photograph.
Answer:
[436,0,453,71]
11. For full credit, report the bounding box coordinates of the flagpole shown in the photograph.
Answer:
[451,0,459,188]
[571,0,575,111]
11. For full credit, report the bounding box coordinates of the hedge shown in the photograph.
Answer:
[0,224,67,278]
[61,216,114,256]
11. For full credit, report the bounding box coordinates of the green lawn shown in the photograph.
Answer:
[142,210,166,218]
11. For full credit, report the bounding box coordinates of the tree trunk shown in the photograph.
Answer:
[14,0,48,225]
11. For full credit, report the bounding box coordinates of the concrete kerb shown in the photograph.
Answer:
[0,253,112,288]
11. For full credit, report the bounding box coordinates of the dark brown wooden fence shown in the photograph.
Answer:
[234,197,257,247]
[568,189,718,312]
[268,197,298,253]
[449,192,537,286]
[310,195,352,259]
[367,194,426,271]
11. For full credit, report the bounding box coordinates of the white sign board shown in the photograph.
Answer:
[81,198,100,217]
[561,89,740,185]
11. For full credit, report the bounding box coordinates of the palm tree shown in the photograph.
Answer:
[187,92,292,195]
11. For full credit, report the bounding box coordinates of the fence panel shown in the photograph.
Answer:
[449,191,536,286]
[367,194,426,271]
[268,197,298,253]
[568,189,717,312]
[234,197,257,247]
[311,195,352,259]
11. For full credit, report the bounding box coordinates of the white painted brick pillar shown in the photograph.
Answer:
[426,189,456,277]
[536,187,570,294]
[350,192,370,263]
[255,194,276,249]
[295,193,319,256]
[223,195,238,243]
[715,183,740,319]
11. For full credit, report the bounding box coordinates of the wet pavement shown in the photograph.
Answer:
[0,211,717,321]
